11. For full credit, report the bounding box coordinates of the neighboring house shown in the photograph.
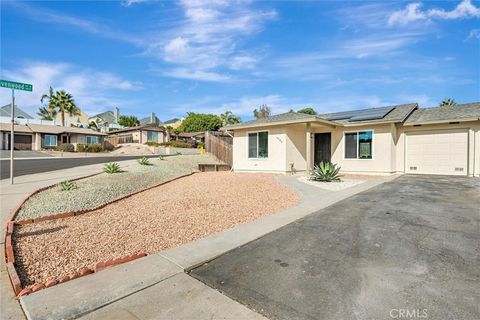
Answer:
[0,123,105,151]
[224,102,480,177]
[163,118,183,129]
[0,104,34,119]
[88,107,122,131]
[171,131,205,144]
[139,112,162,126]
[106,124,165,145]
[53,109,89,127]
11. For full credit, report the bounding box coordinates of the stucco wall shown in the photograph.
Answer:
[233,126,287,172]
[142,130,165,144]
[285,124,307,172]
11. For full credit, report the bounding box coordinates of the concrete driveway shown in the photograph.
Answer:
[191,175,480,320]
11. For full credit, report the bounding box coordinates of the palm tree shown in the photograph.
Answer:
[41,87,80,126]
[37,106,57,121]
[440,98,457,107]
[220,110,241,125]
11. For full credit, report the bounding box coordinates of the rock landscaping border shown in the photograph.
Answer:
[4,170,197,298]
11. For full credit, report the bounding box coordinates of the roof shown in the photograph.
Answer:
[0,123,106,135]
[224,103,417,130]
[224,111,337,130]
[107,124,165,135]
[139,115,162,126]
[317,103,418,125]
[0,104,34,119]
[164,118,180,124]
[89,111,116,124]
[176,131,205,138]
[404,102,480,125]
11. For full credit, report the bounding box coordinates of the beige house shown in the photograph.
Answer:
[224,103,480,177]
[106,125,165,145]
[0,123,105,151]
[53,109,89,126]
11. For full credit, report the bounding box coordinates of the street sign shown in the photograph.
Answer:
[0,80,33,92]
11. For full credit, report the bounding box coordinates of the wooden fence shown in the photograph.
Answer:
[204,131,233,167]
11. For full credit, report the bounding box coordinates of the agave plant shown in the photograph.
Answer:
[103,162,121,174]
[138,157,151,166]
[309,162,342,182]
[60,180,77,191]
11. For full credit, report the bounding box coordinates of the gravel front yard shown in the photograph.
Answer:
[13,172,300,287]
[15,155,219,221]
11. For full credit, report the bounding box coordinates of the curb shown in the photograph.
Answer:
[4,170,197,299]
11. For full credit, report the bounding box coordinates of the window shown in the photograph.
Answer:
[147,131,158,142]
[44,135,57,147]
[344,131,373,159]
[86,136,99,144]
[248,131,268,158]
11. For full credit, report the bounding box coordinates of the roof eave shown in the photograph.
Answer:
[222,117,339,130]
[404,117,480,126]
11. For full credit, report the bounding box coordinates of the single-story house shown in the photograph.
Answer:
[0,123,106,151]
[171,131,205,144]
[106,124,165,145]
[223,102,480,177]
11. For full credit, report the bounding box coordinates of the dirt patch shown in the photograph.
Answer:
[13,172,300,287]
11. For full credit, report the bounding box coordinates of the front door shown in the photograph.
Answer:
[314,133,331,165]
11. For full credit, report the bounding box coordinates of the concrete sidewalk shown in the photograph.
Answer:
[15,173,397,320]
[0,159,140,320]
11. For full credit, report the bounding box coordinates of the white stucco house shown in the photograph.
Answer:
[224,102,480,177]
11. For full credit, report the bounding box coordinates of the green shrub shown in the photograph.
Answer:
[138,157,151,165]
[87,143,103,152]
[103,162,121,174]
[145,141,161,147]
[309,162,342,182]
[77,143,87,152]
[159,141,192,148]
[55,143,75,152]
[60,180,77,191]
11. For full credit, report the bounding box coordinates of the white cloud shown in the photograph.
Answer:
[388,0,480,26]
[147,0,276,81]
[0,62,142,116]
[466,28,480,40]
[121,0,148,7]
[388,3,428,26]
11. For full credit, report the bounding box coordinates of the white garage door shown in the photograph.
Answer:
[406,130,468,176]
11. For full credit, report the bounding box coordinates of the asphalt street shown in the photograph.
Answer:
[0,155,159,179]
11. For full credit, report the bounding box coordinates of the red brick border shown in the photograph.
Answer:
[5,170,197,299]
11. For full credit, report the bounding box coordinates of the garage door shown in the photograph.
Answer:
[406,130,468,176]
[6,134,33,150]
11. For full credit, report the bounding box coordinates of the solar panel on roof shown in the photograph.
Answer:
[326,106,395,122]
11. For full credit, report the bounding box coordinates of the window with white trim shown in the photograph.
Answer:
[248,131,268,158]
[345,131,373,159]
[86,136,99,144]
[44,135,57,147]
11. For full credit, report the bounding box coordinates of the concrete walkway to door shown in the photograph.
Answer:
[192,175,480,320]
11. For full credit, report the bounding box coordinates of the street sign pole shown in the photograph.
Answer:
[10,89,15,184]
[0,80,33,184]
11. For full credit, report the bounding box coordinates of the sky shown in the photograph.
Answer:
[1,0,479,122]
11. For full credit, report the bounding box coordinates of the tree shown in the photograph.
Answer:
[253,104,271,119]
[41,87,80,126]
[440,98,457,107]
[118,115,139,127]
[178,113,223,132]
[37,106,57,120]
[220,110,241,125]
[297,107,317,115]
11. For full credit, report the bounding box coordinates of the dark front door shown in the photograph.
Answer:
[314,133,331,165]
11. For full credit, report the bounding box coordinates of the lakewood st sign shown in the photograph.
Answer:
[0,79,33,184]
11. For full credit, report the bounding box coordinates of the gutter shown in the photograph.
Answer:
[403,117,480,126]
